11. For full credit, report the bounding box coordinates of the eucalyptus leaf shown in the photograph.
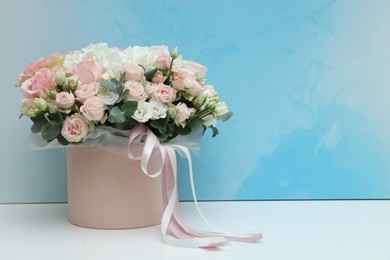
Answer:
[41,122,60,141]
[187,117,203,128]
[150,117,169,134]
[57,134,70,145]
[116,89,130,104]
[119,73,126,85]
[108,106,125,123]
[114,118,137,130]
[121,101,138,117]
[174,125,192,136]
[31,117,46,133]
[100,80,117,91]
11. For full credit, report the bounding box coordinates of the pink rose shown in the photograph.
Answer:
[20,53,63,82]
[171,67,195,91]
[74,83,99,103]
[124,80,147,101]
[56,92,75,110]
[122,62,144,82]
[153,83,176,103]
[154,54,172,70]
[171,102,195,127]
[182,60,207,80]
[21,68,55,98]
[182,77,203,96]
[61,114,90,142]
[152,71,167,84]
[150,46,172,70]
[72,61,104,84]
[80,96,105,121]
[20,97,36,115]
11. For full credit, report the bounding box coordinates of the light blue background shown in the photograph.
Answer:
[1,0,390,202]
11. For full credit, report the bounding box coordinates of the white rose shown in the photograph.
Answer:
[61,114,90,142]
[131,100,153,123]
[80,96,105,121]
[56,92,75,109]
[124,80,147,101]
[74,83,99,103]
[149,98,168,120]
[97,91,119,105]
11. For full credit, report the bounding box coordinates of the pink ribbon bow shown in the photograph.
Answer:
[127,124,262,248]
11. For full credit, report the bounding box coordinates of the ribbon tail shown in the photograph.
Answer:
[161,145,262,248]
[161,146,229,248]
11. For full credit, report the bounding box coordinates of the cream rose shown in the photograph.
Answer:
[80,96,105,121]
[56,92,75,109]
[74,83,99,103]
[61,114,90,142]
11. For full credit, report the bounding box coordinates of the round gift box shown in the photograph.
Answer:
[67,146,163,229]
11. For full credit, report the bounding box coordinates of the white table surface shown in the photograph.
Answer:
[0,200,389,260]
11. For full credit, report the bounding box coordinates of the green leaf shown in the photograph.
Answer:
[31,117,47,133]
[114,118,137,130]
[174,125,192,136]
[187,117,203,129]
[150,117,169,134]
[57,134,70,145]
[41,122,61,141]
[121,101,138,117]
[53,112,64,124]
[119,73,126,85]
[100,80,117,91]
[210,125,219,138]
[111,78,119,85]
[144,68,157,82]
[217,111,233,122]
[116,89,129,104]
[108,107,125,123]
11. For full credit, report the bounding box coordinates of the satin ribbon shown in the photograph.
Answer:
[127,125,262,248]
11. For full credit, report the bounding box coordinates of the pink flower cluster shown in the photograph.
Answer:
[17,43,231,143]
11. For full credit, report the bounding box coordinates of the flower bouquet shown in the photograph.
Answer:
[17,43,232,144]
[16,43,261,248]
